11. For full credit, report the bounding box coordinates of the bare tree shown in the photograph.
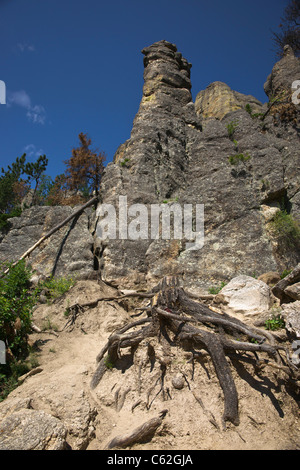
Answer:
[64,133,106,197]
[272,0,300,57]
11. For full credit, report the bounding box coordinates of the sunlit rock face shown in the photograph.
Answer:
[195,81,263,120]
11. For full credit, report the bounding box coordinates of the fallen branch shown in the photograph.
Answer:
[1,195,98,277]
[105,409,168,449]
[63,291,154,330]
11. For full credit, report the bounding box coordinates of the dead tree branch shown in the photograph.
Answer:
[1,195,98,277]
[105,409,168,449]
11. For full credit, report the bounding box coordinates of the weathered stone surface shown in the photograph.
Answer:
[172,374,185,390]
[273,263,300,302]
[284,282,300,301]
[214,275,272,319]
[94,40,300,290]
[195,81,263,120]
[258,271,281,286]
[0,408,68,450]
[281,300,300,338]
[264,45,300,99]
[0,205,96,280]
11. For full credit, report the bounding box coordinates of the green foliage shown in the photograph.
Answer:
[0,354,39,402]
[209,281,227,295]
[280,269,292,279]
[265,313,285,331]
[226,120,238,140]
[0,361,29,401]
[0,206,22,231]
[0,155,26,223]
[245,104,253,115]
[24,155,48,201]
[232,139,239,150]
[104,355,114,369]
[0,263,75,400]
[245,104,264,120]
[36,275,75,302]
[228,153,251,165]
[0,154,50,229]
[0,260,34,358]
[34,173,55,206]
[270,210,300,247]
[120,158,130,167]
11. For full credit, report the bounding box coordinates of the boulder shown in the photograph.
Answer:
[0,408,68,450]
[281,300,300,338]
[284,282,300,301]
[215,275,272,319]
[273,264,300,303]
[264,45,300,99]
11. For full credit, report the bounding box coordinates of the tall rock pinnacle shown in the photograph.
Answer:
[141,40,192,102]
[104,40,201,204]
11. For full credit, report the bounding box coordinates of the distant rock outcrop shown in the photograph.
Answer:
[195,81,263,120]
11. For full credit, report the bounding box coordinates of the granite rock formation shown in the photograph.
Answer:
[0,40,299,292]
[195,81,264,120]
[96,40,300,290]
[0,205,96,280]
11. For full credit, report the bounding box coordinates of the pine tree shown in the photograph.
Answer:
[64,133,106,197]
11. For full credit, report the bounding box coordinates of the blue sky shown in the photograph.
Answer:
[0,0,287,180]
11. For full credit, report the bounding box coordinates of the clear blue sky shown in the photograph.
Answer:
[0,0,287,180]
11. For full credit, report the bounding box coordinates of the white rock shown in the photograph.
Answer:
[217,275,272,318]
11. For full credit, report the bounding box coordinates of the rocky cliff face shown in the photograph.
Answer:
[0,40,299,291]
[96,40,300,290]
[0,205,97,280]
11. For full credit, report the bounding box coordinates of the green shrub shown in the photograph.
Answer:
[0,260,37,400]
[280,269,292,279]
[0,206,22,231]
[0,263,75,400]
[228,153,251,165]
[120,158,130,167]
[0,260,34,358]
[245,104,252,115]
[265,314,285,331]
[36,275,75,302]
[245,104,264,120]
[270,210,300,247]
[226,120,238,140]
[209,281,227,295]
[104,354,115,370]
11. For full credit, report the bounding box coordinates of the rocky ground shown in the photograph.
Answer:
[0,275,299,451]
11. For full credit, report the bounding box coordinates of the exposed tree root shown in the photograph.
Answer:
[90,276,299,427]
[63,292,154,330]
